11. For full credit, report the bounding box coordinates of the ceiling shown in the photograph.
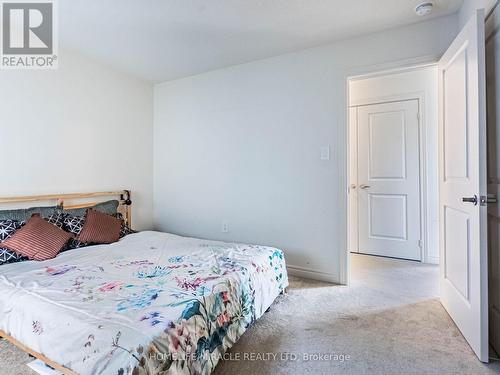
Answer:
[59,0,463,82]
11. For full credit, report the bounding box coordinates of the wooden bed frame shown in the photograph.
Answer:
[0,329,77,375]
[0,190,132,375]
[0,190,132,227]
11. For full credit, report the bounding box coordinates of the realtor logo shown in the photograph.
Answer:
[1,0,58,69]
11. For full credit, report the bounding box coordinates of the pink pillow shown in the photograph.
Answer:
[2,215,73,261]
[77,209,122,244]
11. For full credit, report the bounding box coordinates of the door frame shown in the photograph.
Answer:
[486,0,500,356]
[341,59,439,285]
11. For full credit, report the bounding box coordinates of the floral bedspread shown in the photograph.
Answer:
[0,231,288,375]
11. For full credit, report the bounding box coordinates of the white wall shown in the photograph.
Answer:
[459,0,498,27]
[349,66,439,264]
[0,49,154,230]
[154,15,459,283]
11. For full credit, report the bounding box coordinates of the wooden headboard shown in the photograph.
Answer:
[0,190,132,227]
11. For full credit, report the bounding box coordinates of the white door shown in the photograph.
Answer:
[438,9,488,362]
[357,100,421,260]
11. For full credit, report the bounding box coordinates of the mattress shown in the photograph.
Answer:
[0,231,288,375]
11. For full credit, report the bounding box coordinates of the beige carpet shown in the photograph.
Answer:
[2,254,500,374]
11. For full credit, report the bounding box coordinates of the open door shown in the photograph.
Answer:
[438,9,488,362]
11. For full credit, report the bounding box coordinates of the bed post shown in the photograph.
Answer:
[120,190,132,229]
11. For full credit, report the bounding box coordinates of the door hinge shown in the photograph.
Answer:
[418,240,423,248]
[417,113,420,121]
[480,194,498,206]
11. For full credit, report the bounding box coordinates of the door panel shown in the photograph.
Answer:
[438,9,488,362]
[444,206,470,300]
[443,47,469,179]
[368,111,407,179]
[357,100,421,260]
[369,194,407,240]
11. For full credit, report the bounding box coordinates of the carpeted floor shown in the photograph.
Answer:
[2,254,500,374]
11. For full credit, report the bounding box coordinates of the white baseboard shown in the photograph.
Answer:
[286,265,339,284]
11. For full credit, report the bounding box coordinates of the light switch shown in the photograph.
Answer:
[320,146,330,160]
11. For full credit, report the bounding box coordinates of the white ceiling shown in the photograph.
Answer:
[59,0,463,82]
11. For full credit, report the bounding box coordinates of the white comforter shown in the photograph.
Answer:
[0,231,288,375]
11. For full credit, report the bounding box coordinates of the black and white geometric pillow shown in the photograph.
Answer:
[0,220,21,241]
[63,215,85,235]
[45,211,67,229]
[0,220,27,265]
[0,248,27,265]
[62,215,88,251]
[62,238,87,251]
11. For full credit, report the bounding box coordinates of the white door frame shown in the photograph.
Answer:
[486,1,500,356]
[340,58,439,285]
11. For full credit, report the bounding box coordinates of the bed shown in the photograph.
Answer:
[0,191,288,375]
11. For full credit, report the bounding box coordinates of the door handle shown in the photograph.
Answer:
[359,184,371,190]
[462,195,478,205]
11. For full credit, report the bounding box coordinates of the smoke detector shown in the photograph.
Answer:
[415,2,434,16]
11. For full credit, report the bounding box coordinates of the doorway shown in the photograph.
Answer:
[347,10,497,362]
[344,9,493,364]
